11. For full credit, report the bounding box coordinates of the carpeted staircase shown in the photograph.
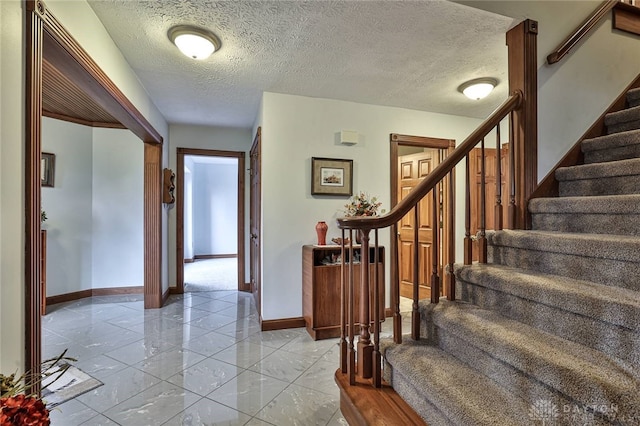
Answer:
[381,87,640,425]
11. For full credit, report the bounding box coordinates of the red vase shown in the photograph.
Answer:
[315,221,328,245]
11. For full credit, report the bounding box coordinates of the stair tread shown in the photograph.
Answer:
[455,263,640,331]
[428,301,639,408]
[383,340,531,426]
[529,194,640,214]
[605,104,640,126]
[581,128,640,152]
[556,157,640,181]
[488,229,640,263]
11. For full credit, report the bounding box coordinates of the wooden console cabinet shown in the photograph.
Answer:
[302,245,385,340]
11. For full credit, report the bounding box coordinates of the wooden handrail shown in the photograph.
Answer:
[336,91,523,231]
[547,0,618,65]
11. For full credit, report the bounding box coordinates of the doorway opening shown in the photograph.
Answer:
[390,134,455,304]
[177,148,246,293]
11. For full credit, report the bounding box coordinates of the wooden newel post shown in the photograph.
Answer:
[507,19,538,230]
[357,229,373,379]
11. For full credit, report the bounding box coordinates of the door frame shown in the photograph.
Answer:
[249,128,262,319]
[176,148,247,293]
[390,134,455,305]
[26,0,163,383]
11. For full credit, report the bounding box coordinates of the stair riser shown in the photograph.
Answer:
[584,144,640,164]
[383,365,455,426]
[628,96,640,108]
[456,279,640,367]
[488,245,640,291]
[531,213,640,236]
[559,174,640,197]
[607,119,640,135]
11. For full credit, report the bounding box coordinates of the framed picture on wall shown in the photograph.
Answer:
[311,157,353,196]
[41,152,55,188]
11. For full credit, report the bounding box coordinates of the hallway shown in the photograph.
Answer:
[43,291,348,425]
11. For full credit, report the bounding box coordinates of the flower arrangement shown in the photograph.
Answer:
[343,192,385,217]
[1,351,75,426]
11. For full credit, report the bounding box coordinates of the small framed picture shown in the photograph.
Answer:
[41,152,55,188]
[311,157,353,196]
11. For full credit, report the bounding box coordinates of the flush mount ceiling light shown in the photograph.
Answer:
[168,25,221,60]
[458,78,498,100]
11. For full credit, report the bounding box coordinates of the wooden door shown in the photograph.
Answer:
[250,129,262,317]
[397,150,440,300]
[469,145,509,260]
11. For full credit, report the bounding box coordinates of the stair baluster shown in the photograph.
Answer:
[447,170,456,300]
[411,205,420,340]
[508,113,517,229]
[431,184,440,303]
[495,124,504,231]
[372,229,382,388]
[464,154,472,265]
[357,229,373,379]
[478,138,488,263]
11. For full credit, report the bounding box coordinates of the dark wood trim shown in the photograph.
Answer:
[250,128,262,319]
[26,0,164,382]
[46,286,144,306]
[42,110,126,129]
[184,258,195,263]
[507,19,538,229]
[176,148,246,293]
[25,3,44,388]
[335,369,427,426]
[547,0,618,64]
[194,254,238,260]
[144,143,163,309]
[613,2,640,36]
[162,287,171,306]
[532,73,640,199]
[261,317,306,331]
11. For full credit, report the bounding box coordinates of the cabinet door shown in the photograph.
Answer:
[312,266,342,328]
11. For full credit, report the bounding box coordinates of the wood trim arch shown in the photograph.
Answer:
[26,0,163,383]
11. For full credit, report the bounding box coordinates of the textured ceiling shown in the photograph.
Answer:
[87,0,514,128]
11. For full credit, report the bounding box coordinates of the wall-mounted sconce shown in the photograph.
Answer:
[163,168,175,204]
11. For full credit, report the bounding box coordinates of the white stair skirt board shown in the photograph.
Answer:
[184,258,237,291]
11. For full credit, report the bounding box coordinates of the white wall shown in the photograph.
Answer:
[92,128,143,289]
[168,125,253,285]
[259,92,484,321]
[459,0,640,180]
[1,0,169,372]
[0,0,25,374]
[192,162,238,256]
[41,118,94,296]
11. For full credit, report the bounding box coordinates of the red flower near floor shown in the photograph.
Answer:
[0,395,50,426]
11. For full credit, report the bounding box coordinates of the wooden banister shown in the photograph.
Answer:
[337,92,522,231]
[547,0,618,65]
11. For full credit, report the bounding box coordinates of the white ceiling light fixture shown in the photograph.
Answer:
[458,78,498,100]
[168,25,221,60]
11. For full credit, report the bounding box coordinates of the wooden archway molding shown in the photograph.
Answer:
[25,0,163,382]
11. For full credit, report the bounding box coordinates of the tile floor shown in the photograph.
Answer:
[43,290,374,425]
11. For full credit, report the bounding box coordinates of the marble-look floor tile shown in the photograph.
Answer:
[128,316,185,335]
[245,328,306,350]
[166,357,241,396]
[187,312,237,331]
[103,381,200,425]
[162,397,251,426]
[133,347,206,380]
[180,330,238,357]
[64,302,139,321]
[79,414,120,425]
[254,383,339,426]
[76,366,161,413]
[187,298,235,313]
[280,333,337,358]
[212,340,276,369]
[293,359,340,396]
[207,370,289,417]
[74,354,128,381]
[248,350,317,383]
[48,399,99,426]
[145,322,211,345]
[216,302,257,319]
[327,409,349,425]
[215,318,262,339]
[105,337,177,366]
[243,418,277,425]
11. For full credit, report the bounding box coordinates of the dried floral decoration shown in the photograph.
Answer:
[343,192,385,217]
